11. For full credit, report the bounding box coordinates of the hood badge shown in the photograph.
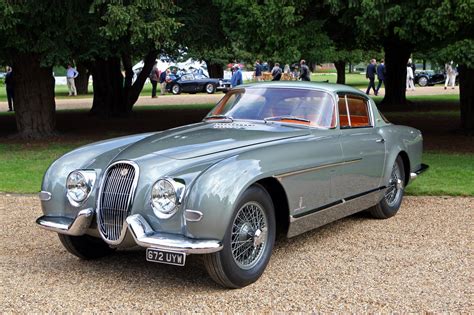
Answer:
[120,168,129,176]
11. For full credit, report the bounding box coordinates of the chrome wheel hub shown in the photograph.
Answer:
[231,202,268,270]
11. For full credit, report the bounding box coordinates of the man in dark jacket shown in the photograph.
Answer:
[375,59,385,96]
[5,66,14,111]
[365,59,377,95]
[299,59,311,81]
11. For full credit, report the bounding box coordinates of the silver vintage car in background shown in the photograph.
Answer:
[37,82,427,288]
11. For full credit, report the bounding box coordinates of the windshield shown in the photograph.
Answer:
[206,87,336,128]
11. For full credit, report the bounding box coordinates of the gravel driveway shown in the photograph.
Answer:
[0,194,472,312]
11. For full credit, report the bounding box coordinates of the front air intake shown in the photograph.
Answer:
[97,161,138,243]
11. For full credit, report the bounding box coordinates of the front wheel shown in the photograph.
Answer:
[171,84,181,95]
[203,184,276,288]
[58,234,115,260]
[205,83,216,94]
[418,76,428,87]
[369,156,405,219]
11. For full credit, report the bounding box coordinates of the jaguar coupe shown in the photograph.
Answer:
[166,72,230,95]
[37,82,427,288]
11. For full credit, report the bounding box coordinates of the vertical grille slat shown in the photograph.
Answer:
[97,162,138,242]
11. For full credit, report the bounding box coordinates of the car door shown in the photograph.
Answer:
[333,93,386,199]
[272,92,343,218]
[179,74,197,93]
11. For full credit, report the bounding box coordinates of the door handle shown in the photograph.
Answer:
[375,138,385,143]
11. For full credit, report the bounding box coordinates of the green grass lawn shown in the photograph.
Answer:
[0,141,472,195]
[405,152,474,196]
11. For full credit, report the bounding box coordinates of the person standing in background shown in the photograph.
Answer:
[66,64,79,96]
[159,69,170,95]
[406,63,415,91]
[5,66,14,111]
[271,63,282,81]
[375,59,385,96]
[254,60,262,81]
[444,61,457,90]
[230,64,243,87]
[365,59,377,95]
[299,59,311,81]
[150,61,160,98]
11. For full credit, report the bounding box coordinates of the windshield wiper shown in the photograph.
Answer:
[203,115,234,122]
[264,116,310,123]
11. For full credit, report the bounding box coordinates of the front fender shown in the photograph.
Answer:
[41,133,153,218]
[184,155,266,240]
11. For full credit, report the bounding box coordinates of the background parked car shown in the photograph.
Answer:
[166,72,231,94]
[414,69,458,87]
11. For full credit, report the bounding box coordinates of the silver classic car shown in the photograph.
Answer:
[37,82,427,288]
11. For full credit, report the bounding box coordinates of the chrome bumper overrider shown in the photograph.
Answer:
[36,208,94,236]
[410,163,429,181]
[36,212,222,254]
[126,214,222,254]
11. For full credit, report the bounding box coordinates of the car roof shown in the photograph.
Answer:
[235,81,369,98]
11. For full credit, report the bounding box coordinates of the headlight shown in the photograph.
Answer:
[66,170,96,207]
[151,178,185,219]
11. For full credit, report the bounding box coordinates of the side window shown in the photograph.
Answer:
[338,94,372,128]
[338,95,349,128]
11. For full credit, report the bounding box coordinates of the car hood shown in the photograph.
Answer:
[113,122,310,160]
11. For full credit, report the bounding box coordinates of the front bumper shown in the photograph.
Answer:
[36,212,222,254]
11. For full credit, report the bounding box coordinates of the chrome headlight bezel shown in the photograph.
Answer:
[66,170,96,207]
[151,177,185,219]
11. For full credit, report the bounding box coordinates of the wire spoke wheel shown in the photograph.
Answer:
[385,161,403,207]
[231,201,268,270]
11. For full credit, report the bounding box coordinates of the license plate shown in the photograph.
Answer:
[146,248,186,266]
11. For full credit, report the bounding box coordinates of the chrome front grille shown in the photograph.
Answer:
[97,162,138,242]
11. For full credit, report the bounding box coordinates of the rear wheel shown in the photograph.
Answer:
[58,234,115,260]
[369,156,405,219]
[203,184,276,288]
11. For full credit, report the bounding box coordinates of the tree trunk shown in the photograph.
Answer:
[126,51,157,109]
[334,61,346,84]
[458,65,473,133]
[75,63,90,95]
[90,51,157,117]
[90,57,125,117]
[380,39,412,106]
[206,61,224,78]
[12,53,56,139]
[422,59,426,70]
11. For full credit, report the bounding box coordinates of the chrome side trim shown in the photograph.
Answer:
[274,158,362,179]
[287,188,385,238]
[36,208,94,236]
[39,191,52,201]
[126,214,222,254]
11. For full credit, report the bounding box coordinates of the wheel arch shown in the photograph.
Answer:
[255,177,290,237]
[398,150,411,186]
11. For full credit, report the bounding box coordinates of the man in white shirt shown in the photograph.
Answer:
[444,61,457,90]
[66,64,79,96]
